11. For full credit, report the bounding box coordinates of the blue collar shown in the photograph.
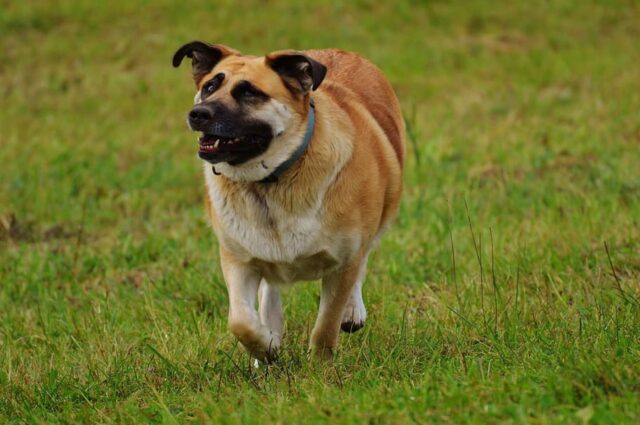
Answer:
[261,98,315,184]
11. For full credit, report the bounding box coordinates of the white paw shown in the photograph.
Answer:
[229,318,281,362]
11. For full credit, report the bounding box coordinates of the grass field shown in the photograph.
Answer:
[1,0,640,423]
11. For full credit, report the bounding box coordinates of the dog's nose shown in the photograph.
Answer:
[189,106,213,122]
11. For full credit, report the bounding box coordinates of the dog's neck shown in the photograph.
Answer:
[260,98,315,184]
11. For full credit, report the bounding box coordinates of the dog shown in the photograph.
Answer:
[172,41,404,360]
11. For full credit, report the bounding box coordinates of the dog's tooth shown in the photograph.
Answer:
[214,139,220,148]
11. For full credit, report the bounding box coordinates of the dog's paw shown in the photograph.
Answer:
[230,320,281,362]
[340,320,364,333]
[340,297,366,333]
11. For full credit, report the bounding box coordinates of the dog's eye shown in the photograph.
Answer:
[232,81,268,101]
[241,86,261,97]
[201,73,225,97]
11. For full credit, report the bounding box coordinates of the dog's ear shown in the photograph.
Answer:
[172,41,238,85]
[265,51,327,95]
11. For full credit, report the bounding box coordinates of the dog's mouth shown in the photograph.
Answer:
[198,133,271,165]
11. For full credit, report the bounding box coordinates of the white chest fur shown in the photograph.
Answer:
[204,166,356,282]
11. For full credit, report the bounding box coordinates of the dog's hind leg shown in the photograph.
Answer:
[258,279,284,344]
[340,254,368,333]
[220,249,281,362]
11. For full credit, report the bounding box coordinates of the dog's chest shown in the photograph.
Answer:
[207,178,345,277]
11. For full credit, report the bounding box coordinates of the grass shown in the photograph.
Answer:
[1,0,640,423]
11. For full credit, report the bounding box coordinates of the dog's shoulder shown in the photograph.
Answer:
[305,49,405,167]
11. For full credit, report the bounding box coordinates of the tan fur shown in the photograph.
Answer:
[192,48,404,360]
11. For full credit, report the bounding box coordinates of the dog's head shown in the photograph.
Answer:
[172,41,327,181]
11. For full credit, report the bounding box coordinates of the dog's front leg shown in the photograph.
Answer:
[220,249,280,361]
[310,253,364,359]
[258,279,284,342]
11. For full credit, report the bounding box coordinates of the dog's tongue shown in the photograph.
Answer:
[199,134,217,144]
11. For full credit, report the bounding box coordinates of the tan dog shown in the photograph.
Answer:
[173,41,404,360]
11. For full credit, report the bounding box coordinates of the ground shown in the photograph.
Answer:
[1,0,639,423]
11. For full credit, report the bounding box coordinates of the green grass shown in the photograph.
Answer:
[1,0,640,423]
